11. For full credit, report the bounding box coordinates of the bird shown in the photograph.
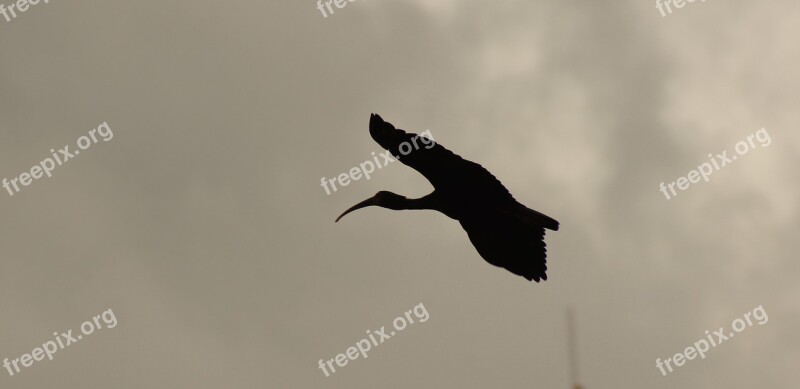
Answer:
[336,114,560,282]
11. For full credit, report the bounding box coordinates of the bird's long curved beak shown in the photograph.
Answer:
[335,196,378,222]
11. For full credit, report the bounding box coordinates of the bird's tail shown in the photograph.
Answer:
[507,204,559,231]
[539,212,559,231]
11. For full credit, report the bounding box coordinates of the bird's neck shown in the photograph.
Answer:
[399,192,459,219]
[401,192,438,211]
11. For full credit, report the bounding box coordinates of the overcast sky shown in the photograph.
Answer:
[0,0,798,388]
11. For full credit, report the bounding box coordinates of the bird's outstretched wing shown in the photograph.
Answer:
[369,113,514,202]
[460,215,550,282]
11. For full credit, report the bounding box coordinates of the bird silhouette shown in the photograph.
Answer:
[336,114,560,282]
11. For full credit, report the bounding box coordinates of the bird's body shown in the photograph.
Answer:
[336,114,560,282]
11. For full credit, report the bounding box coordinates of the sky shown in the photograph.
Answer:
[0,0,797,388]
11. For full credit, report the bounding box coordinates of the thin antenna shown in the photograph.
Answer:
[567,308,583,389]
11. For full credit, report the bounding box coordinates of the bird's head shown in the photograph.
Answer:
[335,191,407,222]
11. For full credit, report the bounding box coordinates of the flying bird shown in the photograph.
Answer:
[336,114,560,282]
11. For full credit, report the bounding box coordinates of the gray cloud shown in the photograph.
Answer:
[0,0,796,388]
